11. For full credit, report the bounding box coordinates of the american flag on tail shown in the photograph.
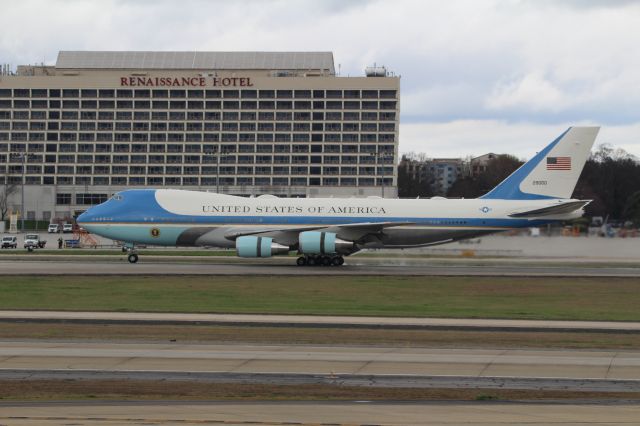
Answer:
[546,156,571,170]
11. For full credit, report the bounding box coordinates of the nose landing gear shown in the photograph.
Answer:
[296,254,345,266]
[123,242,138,263]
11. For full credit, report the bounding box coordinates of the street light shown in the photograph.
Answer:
[370,148,391,198]
[215,147,234,194]
[11,151,33,232]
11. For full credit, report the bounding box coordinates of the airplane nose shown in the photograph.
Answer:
[76,207,96,225]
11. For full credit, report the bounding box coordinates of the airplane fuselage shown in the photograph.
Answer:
[79,189,580,250]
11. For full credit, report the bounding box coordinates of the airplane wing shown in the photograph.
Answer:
[223,221,415,242]
[508,200,591,218]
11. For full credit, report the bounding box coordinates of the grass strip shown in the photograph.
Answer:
[1,275,639,321]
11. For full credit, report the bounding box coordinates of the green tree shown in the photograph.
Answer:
[622,191,640,226]
[447,154,522,198]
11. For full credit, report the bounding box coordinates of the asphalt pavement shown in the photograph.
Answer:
[1,341,639,390]
[1,258,639,276]
[2,401,639,426]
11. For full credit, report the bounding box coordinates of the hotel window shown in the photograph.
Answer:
[153,90,168,98]
[295,90,311,99]
[224,90,239,99]
[111,177,127,185]
[134,89,151,98]
[170,90,185,98]
[117,89,133,98]
[241,90,257,99]
[326,90,342,99]
[344,90,360,99]
[62,89,79,98]
[205,90,221,99]
[293,123,310,132]
[99,89,115,98]
[56,193,72,205]
[259,90,275,99]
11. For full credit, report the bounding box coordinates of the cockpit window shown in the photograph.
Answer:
[112,194,123,201]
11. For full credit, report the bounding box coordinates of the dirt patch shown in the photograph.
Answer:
[2,380,640,402]
[2,322,640,349]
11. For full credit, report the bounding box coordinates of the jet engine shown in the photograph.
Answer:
[235,236,289,258]
[298,231,354,254]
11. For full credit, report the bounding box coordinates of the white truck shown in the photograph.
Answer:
[24,234,47,251]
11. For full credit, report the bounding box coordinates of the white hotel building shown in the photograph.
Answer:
[0,51,400,221]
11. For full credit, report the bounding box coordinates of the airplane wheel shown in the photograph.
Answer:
[337,256,345,266]
[332,256,344,266]
[321,256,332,266]
[296,257,307,266]
[307,256,316,266]
[127,253,139,264]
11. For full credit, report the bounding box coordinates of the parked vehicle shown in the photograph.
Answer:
[62,223,73,233]
[1,236,17,249]
[24,234,46,251]
[48,224,60,233]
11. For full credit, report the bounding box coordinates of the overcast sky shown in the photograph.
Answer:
[1,0,639,159]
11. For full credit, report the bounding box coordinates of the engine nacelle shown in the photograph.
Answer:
[235,236,289,258]
[298,231,353,254]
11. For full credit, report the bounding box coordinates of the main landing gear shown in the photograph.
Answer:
[296,254,345,267]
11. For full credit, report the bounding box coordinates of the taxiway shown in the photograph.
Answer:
[1,341,640,390]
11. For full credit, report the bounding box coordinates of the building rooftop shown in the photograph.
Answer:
[55,51,335,73]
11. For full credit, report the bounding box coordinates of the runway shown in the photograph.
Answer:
[1,341,640,390]
[3,310,640,333]
[2,401,639,426]
[1,258,639,277]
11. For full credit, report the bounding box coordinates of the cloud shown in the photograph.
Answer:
[400,120,640,159]
[0,0,639,157]
[485,73,569,112]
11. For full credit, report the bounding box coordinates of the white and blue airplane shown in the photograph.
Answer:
[78,126,599,265]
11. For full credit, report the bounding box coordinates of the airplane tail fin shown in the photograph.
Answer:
[480,126,599,200]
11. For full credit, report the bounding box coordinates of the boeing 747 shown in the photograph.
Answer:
[77,127,599,265]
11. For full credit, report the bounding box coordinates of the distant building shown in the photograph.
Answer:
[425,158,464,195]
[399,155,464,196]
[470,153,497,177]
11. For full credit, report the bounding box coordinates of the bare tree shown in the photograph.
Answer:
[0,174,18,221]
